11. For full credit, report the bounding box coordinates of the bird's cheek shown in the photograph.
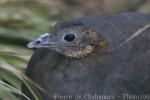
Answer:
[81,36,90,42]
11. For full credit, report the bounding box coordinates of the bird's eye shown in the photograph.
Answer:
[64,34,75,42]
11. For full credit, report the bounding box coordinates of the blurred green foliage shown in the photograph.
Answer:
[0,0,149,100]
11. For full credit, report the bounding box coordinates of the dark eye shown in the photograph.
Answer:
[64,34,75,42]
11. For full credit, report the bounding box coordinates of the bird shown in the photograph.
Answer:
[22,12,150,100]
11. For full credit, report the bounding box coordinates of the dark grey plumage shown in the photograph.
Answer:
[22,12,150,100]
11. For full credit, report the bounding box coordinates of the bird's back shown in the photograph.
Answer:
[74,12,150,49]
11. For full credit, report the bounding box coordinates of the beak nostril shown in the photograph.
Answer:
[27,33,51,48]
[36,40,41,44]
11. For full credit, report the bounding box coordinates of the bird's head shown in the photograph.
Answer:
[27,21,107,58]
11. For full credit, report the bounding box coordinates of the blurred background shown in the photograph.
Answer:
[0,0,150,100]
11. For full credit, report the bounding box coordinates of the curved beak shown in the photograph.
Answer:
[27,33,56,48]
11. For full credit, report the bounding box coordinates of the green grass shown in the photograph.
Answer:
[0,1,53,99]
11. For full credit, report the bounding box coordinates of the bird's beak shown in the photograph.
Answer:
[27,33,56,48]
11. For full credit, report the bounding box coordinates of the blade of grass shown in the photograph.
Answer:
[108,23,150,52]
[0,80,30,100]
[0,61,44,100]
